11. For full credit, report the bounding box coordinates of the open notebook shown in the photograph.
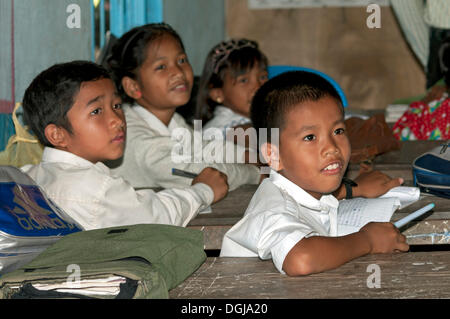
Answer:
[337,186,420,236]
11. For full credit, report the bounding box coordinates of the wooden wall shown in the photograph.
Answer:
[164,0,225,76]
[225,0,426,110]
[0,0,91,112]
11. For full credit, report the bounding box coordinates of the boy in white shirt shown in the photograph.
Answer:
[20,61,228,230]
[220,71,409,276]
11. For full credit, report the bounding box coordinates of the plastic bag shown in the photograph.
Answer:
[0,103,43,167]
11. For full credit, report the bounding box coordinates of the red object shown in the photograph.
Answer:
[392,96,450,140]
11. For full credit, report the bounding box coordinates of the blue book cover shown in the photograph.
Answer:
[0,182,81,238]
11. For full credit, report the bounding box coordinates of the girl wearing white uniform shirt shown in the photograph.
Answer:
[106,24,261,192]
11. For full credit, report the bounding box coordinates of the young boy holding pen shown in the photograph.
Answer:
[220,71,410,276]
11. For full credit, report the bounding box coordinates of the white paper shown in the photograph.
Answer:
[199,206,212,214]
[30,275,127,296]
[379,186,420,209]
[337,197,400,236]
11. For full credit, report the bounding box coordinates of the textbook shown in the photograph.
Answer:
[337,186,420,236]
[0,166,81,275]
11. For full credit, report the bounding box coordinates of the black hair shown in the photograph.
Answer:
[195,39,269,122]
[106,23,185,104]
[250,70,343,143]
[22,60,111,147]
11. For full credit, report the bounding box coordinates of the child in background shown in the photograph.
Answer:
[21,61,228,230]
[195,38,269,135]
[106,23,261,192]
[220,71,409,276]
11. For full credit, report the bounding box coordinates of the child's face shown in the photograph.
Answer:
[135,34,193,112]
[277,96,350,199]
[62,78,126,163]
[219,63,268,117]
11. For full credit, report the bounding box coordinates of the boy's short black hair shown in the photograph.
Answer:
[250,71,343,143]
[22,60,111,147]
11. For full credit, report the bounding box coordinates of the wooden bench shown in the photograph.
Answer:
[170,251,450,299]
[187,140,450,249]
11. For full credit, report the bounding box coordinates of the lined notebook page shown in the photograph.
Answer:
[337,197,400,236]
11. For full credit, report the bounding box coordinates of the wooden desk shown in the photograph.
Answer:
[188,141,449,249]
[169,252,450,299]
[347,140,443,183]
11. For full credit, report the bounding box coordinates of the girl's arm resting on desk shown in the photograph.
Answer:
[282,222,409,276]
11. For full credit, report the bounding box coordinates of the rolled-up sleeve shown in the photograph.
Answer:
[222,207,316,274]
[132,132,261,191]
[87,175,214,230]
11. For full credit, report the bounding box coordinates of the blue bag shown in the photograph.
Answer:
[412,142,450,199]
[0,166,81,275]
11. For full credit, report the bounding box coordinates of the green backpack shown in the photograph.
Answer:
[0,224,206,299]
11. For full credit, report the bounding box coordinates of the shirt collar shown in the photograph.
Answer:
[214,106,250,122]
[41,147,110,173]
[133,104,180,135]
[269,169,339,212]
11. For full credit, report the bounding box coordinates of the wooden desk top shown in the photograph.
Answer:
[169,252,450,299]
[347,140,443,182]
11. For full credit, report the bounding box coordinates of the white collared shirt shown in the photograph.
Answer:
[220,170,339,274]
[108,104,260,191]
[21,147,214,230]
[203,106,251,136]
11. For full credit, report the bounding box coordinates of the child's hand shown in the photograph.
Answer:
[353,170,403,198]
[192,167,229,203]
[359,222,409,254]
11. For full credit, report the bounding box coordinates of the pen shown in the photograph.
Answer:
[171,168,198,179]
[393,203,435,228]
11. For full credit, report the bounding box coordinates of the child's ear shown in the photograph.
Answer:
[44,124,69,148]
[121,76,141,100]
[260,142,283,171]
[208,88,224,104]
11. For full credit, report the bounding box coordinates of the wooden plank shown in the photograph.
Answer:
[170,252,450,299]
[371,140,443,165]
[347,140,443,183]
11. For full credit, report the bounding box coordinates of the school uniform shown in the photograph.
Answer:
[21,147,214,230]
[203,106,259,164]
[203,106,251,136]
[108,104,260,191]
[220,169,339,274]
